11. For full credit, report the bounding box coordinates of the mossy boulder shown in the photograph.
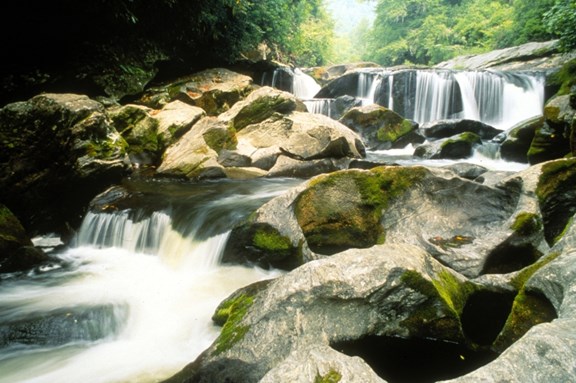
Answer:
[219,86,307,131]
[0,204,49,273]
[0,93,130,235]
[156,117,232,180]
[527,94,574,164]
[536,158,576,245]
[108,104,161,165]
[138,68,254,114]
[294,166,427,255]
[414,132,482,160]
[499,116,543,163]
[339,104,421,150]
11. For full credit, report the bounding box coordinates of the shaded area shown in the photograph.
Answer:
[461,290,515,346]
[332,335,498,383]
[481,244,543,274]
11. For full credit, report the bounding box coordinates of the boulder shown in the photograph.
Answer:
[499,116,543,163]
[527,94,574,164]
[156,117,233,180]
[414,132,482,160]
[152,100,206,147]
[0,203,49,273]
[138,68,254,114]
[156,87,365,180]
[421,119,502,140]
[0,93,130,235]
[339,104,421,150]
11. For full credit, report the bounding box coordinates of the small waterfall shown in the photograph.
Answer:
[413,70,462,124]
[304,99,333,117]
[292,68,321,99]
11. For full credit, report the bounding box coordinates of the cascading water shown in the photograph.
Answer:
[0,178,303,383]
[292,68,321,99]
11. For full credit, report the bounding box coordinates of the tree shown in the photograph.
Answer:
[544,0,576,51]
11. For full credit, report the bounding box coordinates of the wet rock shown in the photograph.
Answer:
[0,93,130,234]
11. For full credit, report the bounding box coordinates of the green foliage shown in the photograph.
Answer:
[544,0,576,51]
[362,0,565,67]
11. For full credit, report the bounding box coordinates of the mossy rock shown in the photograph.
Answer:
[0,204,32,254]
[400,269,474,342]
[202,124,238,153]
[294,166,427,255]
[510,212,543,237]
[223,222,303,270]
[536,158,576,244]
[211,279,272,356]
[546,58,576,97]
[339,105,415,149]
[314,369,342,383]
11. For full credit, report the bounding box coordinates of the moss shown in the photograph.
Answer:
[547,58,576,96]
[314,369,342,383]
[211,293,254,356]
[202,125,237,153]
[441,132,482,148]
[492,289,557,352]
[510,251,562,291]
[253,227,292,252]
[536,158,576,203]
[510,212,543,236]
[232,94,295,131]
[399,270,471,342]
[295,166,427,253]
[376,118,414,143]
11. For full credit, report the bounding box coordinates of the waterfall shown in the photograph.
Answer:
[304,99,333,117]
[292,68,321,99]
[0,178,301,383]
[415,70,545,128]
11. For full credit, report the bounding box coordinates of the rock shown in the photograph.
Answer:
[222,183,315,270]
[0,93,130,235]
[435,40,569,71]
[219,86,307,131]
[527,94,574,164]
[0,203,49,273]
[164,244,488,383]
[138,68,254,114]
[108,104,161,165]
[304,62,381,86]
[421,119,502,140]
[414,132,482,160]
[499,116,543,163]
[152,100,206,146]
[156,117,231,180]
[266,156,350,179]
[339,104,419,150]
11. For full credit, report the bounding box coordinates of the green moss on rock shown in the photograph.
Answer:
[314,369,342,383]
[295,166,427,254]
[212,293,254,356]
[510,212,543,236]
[253,227,292,252]
[400,270,471,342]
[202,125,237,153]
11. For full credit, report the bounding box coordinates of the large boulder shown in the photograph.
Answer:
[156,87,366,180]
[414,132,483,160]
[527,94,574,164]
[499,116,543,163]
[0,93,130,235]
[421,119,502,140]
[138,68,254,114]
[339,104,422,150]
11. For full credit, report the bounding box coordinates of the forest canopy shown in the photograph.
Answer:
[0,0,574,104]
[357,0,575,66]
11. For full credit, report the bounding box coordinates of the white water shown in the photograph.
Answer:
[292,68,321,99]
[0,179,301,383]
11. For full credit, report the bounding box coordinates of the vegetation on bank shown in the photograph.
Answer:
[358,0,576,66]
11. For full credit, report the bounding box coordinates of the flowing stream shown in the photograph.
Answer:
[0,65,541,382]
[0,178,302,383]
